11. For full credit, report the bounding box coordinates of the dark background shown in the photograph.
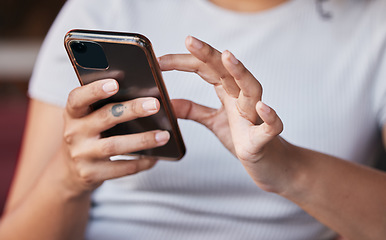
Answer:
[0,0,66,215]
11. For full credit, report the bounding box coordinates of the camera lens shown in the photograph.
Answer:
[70,41,108,69]
[70,41,87,54]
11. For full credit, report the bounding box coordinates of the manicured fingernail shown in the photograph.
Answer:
[102,80,118,93]
[142,99,157,111]
[155,131,170,143]
[226,51,239,65]
[258,101,271,113]
[189,36,203,49]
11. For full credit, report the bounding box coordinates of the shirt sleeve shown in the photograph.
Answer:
[28,0,122,107]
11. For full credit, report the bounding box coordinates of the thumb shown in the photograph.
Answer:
[171,99,217,127]
[250,101,283,147]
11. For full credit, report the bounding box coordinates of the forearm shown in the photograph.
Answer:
[279,144,386,240]
[0,149,91,240]
[159,36,386,239]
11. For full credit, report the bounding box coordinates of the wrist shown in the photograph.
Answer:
[274,143,317,202]
[243,137,310,196]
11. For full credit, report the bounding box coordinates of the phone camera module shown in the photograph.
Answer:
[70,41,109,69]
[70,41,87,54]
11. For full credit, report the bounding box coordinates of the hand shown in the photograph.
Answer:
[61,79,170,194]
[159,36,288,192]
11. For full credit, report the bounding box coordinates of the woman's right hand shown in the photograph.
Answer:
[61,78,169,195]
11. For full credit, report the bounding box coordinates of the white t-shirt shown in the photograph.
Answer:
[29,0,386,239]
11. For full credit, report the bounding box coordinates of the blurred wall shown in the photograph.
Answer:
[0,0,65,39]
[0,0,65,215]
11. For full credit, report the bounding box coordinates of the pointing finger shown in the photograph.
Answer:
[185,36,240,97]
[222,50,263,123]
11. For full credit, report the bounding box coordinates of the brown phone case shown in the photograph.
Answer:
[64,29,185,160]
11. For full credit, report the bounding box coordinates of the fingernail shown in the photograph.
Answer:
[102,80,118,93]
[189,36,203,49]
[155,131,170,143]
[226,51,239,65]
[142,99,158,111]
[259,101,271,113]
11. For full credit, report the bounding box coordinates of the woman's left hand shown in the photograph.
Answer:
[159,36,290,192]
[160,37,386,240]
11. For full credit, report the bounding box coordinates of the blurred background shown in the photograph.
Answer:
[0,0,66,215]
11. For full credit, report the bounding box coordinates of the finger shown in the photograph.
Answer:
[221,51,262,99]
[172,99,234,153]
[185,36,240,97]
[158,54,199,72]
[81,130,171,160]
[222,50,263,123]
[83,97,160,134]
[158,53,222,86]
[66,79,118,118]
[171,99,218,129]
[77,158,158,184]
[250,101,283,147]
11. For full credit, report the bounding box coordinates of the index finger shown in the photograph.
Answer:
[222,51,262,102]
[222,51,263,124]
[66,78,118,118]
[158,36,240,97]
[185,36,240,97]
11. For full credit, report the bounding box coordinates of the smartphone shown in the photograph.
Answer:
[64,29,185,160]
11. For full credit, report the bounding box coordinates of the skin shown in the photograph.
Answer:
[159,36,386,240]
[0,80,166,240]
[210,0,287,12]
[0,1,385,240]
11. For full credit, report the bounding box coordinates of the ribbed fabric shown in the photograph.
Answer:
[28,0,386,239]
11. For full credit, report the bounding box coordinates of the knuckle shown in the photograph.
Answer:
[194,64,202,75]
[77,167,96,185]
[234,66,249,81]
[202,46,215,64]
[69,150,82,163]
[63,120,84,145]
[100,140,117,157]
[168,55,178,69]
[162,54,180,71]
[262,124,275,136]
[97,107,112,126]
[129,100,143,116]
[64,133,73,145]
[264,112,283,136]
[239,65,249,76]
[143,159,155,170]
[263,123,282,137]
[139,133,156,147]
[126,163,139,175]
[63,128,75,144]
[67,90,80,111]
[89,83,101,98]
[219,73,229,80]
[67,144,86,163]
